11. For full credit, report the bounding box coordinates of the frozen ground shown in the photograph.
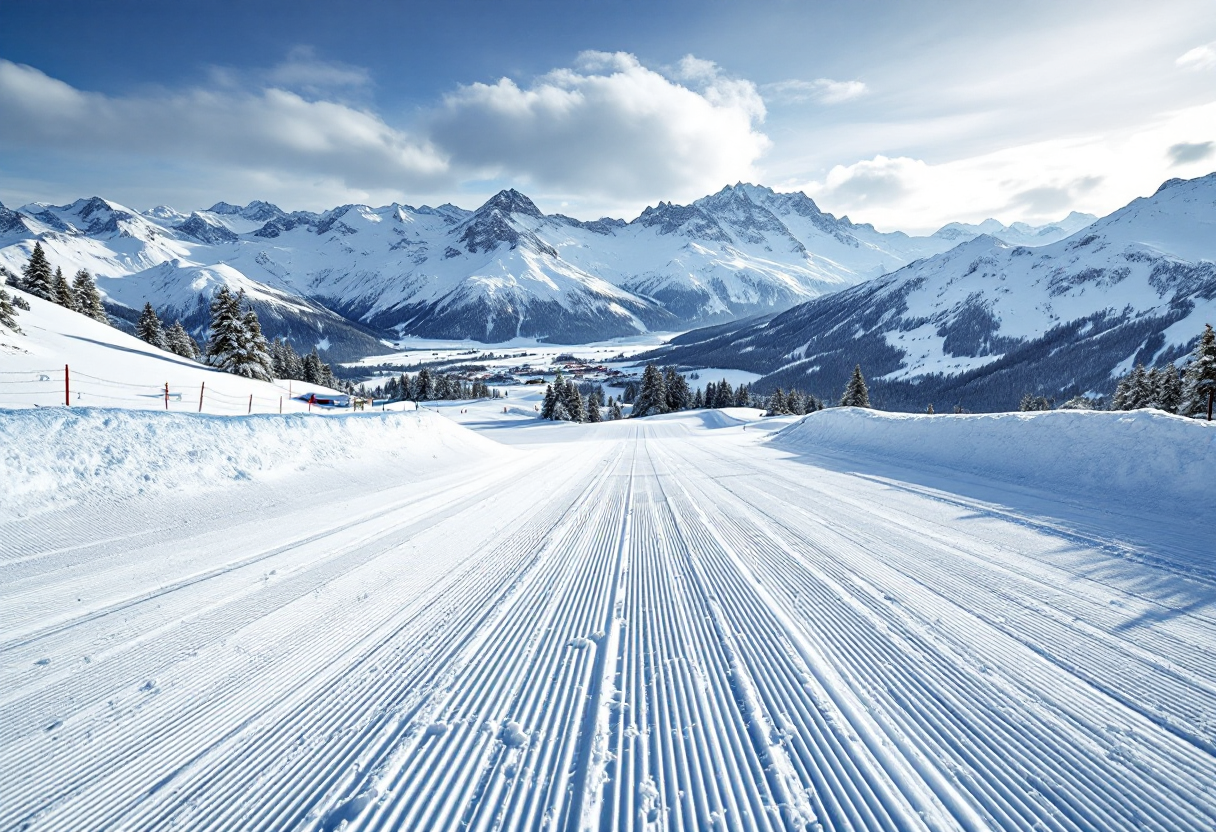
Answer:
[2,396,1214,831]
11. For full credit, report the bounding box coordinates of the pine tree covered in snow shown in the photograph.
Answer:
[238,309,275,381]
[21,242,54,301]
[166,320,200,360]
[610,400,624,420]
[664,368,691,412]
[0,287,22,334]
[52,267,75,310]
[631,363,669,418]
[840,365,871,408]
[1156,364,1183,414]
[71,270,109,324]
[1018,393,1052,412]
[137,302,169,350]
[1181,323,1216,420]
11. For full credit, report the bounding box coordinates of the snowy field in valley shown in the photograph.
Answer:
[4,295,1216,831]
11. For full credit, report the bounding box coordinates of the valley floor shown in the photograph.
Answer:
[2,413,1214,831]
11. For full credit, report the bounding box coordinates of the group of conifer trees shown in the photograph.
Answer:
[136,303,201,360]
[4,241,109,329]
[541,370,619,421]
[369,368,495,403]
[268,338,339,388]
[1016,324,1216,419]
[1109,324,1216,419]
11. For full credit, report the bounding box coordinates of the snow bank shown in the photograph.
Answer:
[772,408,1216,511]
[0,407,506,519]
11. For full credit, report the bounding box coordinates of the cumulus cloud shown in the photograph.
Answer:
[763,78,868,105]
[0,59,448,194]
[1176,41,1216,71]
[795,101,1216,233]
[1168,140,1214,165]
[430,51,770,203]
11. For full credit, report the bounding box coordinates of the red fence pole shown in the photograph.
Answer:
[64,364,70,407]
[164,382,169,410]
[199,382,205,413]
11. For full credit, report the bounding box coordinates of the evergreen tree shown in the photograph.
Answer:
[610,400,624,420]
[704,382,716,409]
[416,367,434,400]
[586,391,603,422]
[205,286,245,370]
[166,320,199,359]
[237,309,274,380]
[693,387,704,409]
[664,368,691,411]
[1127,363,1152,409]
[766,388,787,416]
[541,383,556,419]
[71,269,108,324]
[1157,364,1184,414]
[926,403,935,414]
[631,363,669,418]
[1181,323,1216,420]
[735,384,751,408]
[561,378,585,422]
[0,288,22,334]
[52,267,75,310]
[302,349,323,384]
[1019,393,1052,412]
[1145,367,1161,408]
[840,365,871,408]
[136,302,169,349]
[21,242,54,301]
[715,379,734,408]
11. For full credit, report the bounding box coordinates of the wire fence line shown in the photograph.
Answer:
[0,365,346,416]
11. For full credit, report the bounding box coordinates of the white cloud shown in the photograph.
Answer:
[1176,41,1216,71]
[430,51,770,204]
[0,59,448,195]
[794,101,1216,233]
[763,78,868,105]
[266,46,373,96]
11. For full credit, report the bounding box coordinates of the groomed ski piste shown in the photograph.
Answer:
[3,298,1216,831]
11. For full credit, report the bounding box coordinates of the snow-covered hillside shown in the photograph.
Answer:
[0,286,342,413]
[649,172,1216,411]
[0,186,1089,352]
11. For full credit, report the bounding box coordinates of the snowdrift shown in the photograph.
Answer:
[0,407,507,519]
[773,408,1216,511]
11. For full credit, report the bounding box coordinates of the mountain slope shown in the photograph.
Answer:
[647,173,1216,411]
[0,185,1091,352]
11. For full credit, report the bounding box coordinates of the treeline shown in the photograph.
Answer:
[627,363,828,418]
[3,241,110,328]
[367,368,498,403]
[541,370,619,422]
[1021,323,1216,419]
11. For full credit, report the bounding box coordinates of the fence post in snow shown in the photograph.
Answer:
[248,394,253,415]
[64,364,70,407]
[279,396,283,414]
[199,382,205,413]
[164,382,169,411]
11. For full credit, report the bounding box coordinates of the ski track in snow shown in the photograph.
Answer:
[2,421,1215,831]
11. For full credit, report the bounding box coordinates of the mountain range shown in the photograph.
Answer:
[647,173,1216,411]
[0,184,1092,360]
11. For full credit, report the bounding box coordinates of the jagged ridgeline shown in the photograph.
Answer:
[0,184,1095,357]
[644,173,1216,413]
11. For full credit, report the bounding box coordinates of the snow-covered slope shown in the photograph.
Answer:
[774,407,1215,510]
[0,198,386,361]
[649,172,1216,411]
[0,186,1086,352]
[0,286,340,413]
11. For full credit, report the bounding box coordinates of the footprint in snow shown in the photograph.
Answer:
[35,658,51,666]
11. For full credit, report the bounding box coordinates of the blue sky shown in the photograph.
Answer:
[2,0,1214,232]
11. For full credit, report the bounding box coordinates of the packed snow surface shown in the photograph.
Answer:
[774,407,1216,511]
[2,401,1214,831]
